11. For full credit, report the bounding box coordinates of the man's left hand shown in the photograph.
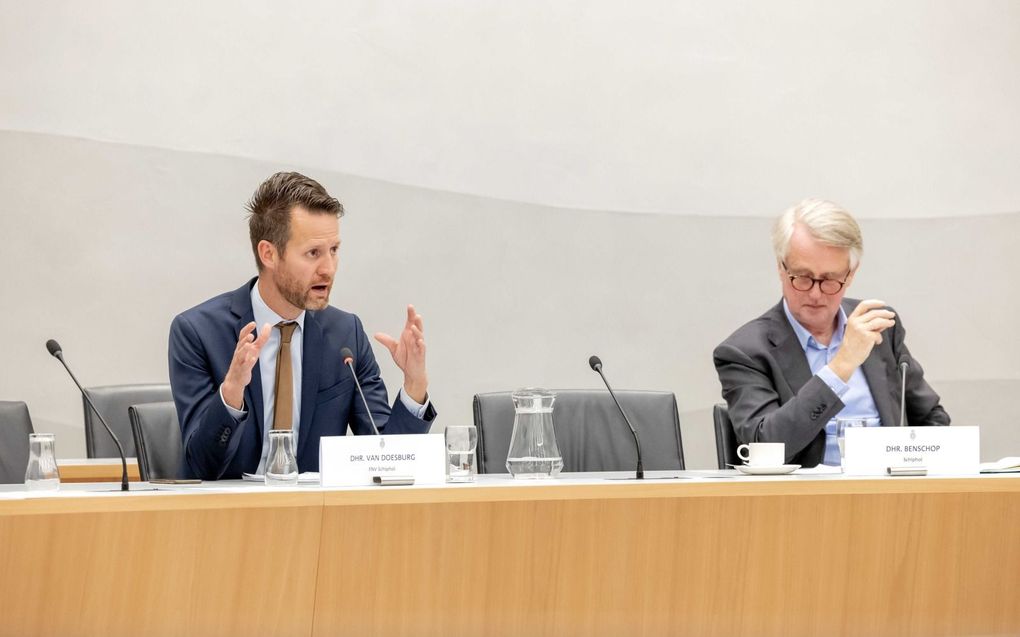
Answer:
[374,305,429,404]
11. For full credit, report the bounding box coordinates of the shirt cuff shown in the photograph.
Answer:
[398,388,430,420]
[818,365,851,398]
[220,385,247,421]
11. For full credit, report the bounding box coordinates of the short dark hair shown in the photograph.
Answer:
[246,172,345,270]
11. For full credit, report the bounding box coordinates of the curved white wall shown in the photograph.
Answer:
[2,1,1019,216]
[1,2,1018,467]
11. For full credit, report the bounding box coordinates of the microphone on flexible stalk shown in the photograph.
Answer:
[898,355,909,427]
[46,339,130,491]
[340,347,380,435]
[588,355,644,479]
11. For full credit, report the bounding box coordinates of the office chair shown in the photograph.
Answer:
[0,400,35,483]
[713,403,740,469]
[129,401,182,481]
[472,389,685,473]
[83,383,172,457]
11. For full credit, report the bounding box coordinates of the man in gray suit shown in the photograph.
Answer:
[713,199,949,467]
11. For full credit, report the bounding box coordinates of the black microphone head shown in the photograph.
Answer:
[340,347,355,364]
[588,355,602,371]
[46,339,62,357]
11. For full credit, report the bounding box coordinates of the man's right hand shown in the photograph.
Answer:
[829,300,896,382]
[221,321,271,410]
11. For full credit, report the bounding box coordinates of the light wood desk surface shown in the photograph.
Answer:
[56,457,141,483]
[2,472,1018,637]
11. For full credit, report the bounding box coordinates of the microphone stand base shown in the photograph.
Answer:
[887,466,927,476]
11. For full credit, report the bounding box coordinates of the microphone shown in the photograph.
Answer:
[340,347,380,435]
[46,339,130,491]
[898,354,909,427]
[588,355,644,479]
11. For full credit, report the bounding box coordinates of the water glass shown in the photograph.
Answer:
[836,418,869,465]
[265,430,299,486]
[25,433,61,491]
[446,425,478,482]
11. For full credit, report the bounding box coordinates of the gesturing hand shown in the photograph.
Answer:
[221,321,271,410]
[830,300,896,382]
[374,305,428,404]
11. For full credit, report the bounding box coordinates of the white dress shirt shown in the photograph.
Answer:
[220,279,427,474]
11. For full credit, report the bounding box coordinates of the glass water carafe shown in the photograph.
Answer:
[25,433,61,491]
[506,388,563,478]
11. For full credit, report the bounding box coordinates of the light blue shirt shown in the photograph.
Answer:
[221,280,428,474]
[782,300,881,465]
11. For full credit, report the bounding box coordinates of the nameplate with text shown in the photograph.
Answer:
[319,434,445,487]
[843,426,980,476]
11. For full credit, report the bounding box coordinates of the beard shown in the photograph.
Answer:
[277,268,331,311]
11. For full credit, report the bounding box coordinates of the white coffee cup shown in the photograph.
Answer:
[736,442,785,467]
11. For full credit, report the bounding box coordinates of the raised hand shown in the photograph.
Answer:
[221,321,271,410]
[374,305,428,403]
[829,300,896,382]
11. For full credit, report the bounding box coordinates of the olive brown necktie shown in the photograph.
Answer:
[272,321,298,430]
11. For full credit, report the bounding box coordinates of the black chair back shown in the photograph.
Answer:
[0,401,35,484]
[713,403,740,469]
[129,401,182,481]
[83,383,172,458]
[473,389,684,473]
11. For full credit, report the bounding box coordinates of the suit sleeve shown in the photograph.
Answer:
[889,314,950,427]
[168,314,255,479]
[347,315,435,436]
[713,341,843,463]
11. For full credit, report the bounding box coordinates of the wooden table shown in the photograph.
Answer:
[57,457,141,483]
[1,473,1018,637]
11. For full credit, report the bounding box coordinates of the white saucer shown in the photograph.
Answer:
[734,464,800,475]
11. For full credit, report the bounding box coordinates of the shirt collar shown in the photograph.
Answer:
[251,278,305,333]
[782,298,846,352]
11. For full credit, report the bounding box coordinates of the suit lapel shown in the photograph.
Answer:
[763,297,897,425]
[297,311,323,459]
[861,351,897,427]
[840,298,898,427]
[230,280,264,442]
[766,302,813,394]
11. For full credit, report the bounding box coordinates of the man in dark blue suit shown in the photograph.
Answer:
[169,172,435,480]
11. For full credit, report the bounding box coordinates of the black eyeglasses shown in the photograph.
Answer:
[782,261,851,295]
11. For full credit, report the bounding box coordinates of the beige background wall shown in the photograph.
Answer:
[1,2,1017,468]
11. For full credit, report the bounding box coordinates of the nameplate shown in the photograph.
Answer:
[319,434,445,487]
[843,426,980,476]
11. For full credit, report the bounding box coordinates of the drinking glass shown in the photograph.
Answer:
[25,433,61,491]
[836,418,868,466]
[446,425,478,482]
[265,430,299,486]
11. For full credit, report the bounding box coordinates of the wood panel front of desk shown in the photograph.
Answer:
[0,492,323,637]
[2,478,1019,637]
[314,479,1020,637]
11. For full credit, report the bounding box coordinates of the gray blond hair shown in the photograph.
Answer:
[771,198,863,269]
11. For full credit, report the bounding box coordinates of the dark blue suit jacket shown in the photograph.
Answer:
[168,279,435,479]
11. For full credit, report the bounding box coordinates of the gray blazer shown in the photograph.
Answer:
[713,298,950,466]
